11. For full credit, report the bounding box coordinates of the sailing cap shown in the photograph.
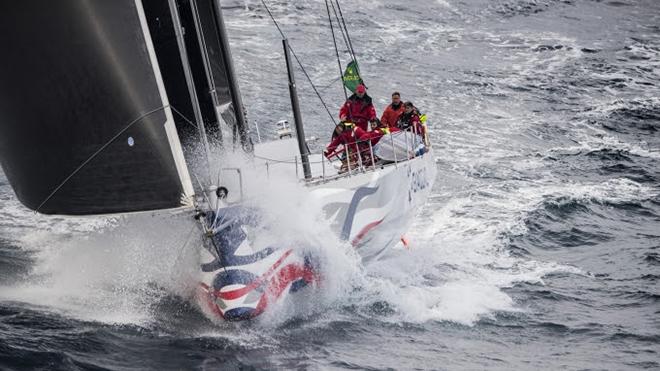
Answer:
[356,84,366,94]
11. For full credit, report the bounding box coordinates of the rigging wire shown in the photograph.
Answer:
[319,75,343,91]
[326,0,363,93]
[170,105,199,130]
[325,0,347,101]
[329,0,353,64]
[259,0,338,127]
[334,0,359,68]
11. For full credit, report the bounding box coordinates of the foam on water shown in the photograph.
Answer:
[358,190,583,325]
[547,122,660,160]
[224,160,366,326]
[0,210,202,325]
[355,159,655,326]
[0,195,117,238]
[0,152,367,328]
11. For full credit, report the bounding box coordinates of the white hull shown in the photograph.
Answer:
[197,138,436,321]
[309,150,436,261]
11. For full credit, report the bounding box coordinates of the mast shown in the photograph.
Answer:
[282,38,312,180]
[210,0,249,148]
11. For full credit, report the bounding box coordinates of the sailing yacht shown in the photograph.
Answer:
[0,0,435,321]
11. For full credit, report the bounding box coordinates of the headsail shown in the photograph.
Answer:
[0,0,196,215]
[0,0,250,215]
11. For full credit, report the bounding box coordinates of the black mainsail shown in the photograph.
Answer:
[0,0,246,215]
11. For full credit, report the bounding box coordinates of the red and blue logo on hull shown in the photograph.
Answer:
[197,207,319,321]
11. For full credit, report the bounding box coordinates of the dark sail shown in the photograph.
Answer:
[142,0,249,147]
[0,0,194,215]
[192,0,234,107]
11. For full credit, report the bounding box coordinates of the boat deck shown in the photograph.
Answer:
[253,134,430,187]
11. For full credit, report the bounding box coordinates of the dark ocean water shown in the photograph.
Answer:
[1,0,659,370]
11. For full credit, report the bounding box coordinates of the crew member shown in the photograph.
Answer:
[324,122,390,172]
[380,91,405,128]
[325,122,363,157]
[339,84,377,131]
[396,101,425,137]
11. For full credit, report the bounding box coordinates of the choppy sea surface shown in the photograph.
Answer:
[1,0,659,369]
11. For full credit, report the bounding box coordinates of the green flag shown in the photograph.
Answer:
[342,60,363,93]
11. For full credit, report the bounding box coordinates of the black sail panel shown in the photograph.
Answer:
[195,0,233,107]
[142,0,201,145]
[142,0,249,148]
[143,0,222,144]
[192,0,249,146]
[0,0,193,215]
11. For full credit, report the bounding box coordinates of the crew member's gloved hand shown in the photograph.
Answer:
[379,127,390,134]
[323,149,331,159]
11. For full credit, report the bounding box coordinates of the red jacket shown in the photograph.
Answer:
[326,126,365,156]
[380,103,405,128]
[360,126,400,146]
[325,126,395,157]
[339,94,377,131]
